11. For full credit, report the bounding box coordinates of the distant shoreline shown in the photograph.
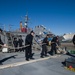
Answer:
[61,42,75,50]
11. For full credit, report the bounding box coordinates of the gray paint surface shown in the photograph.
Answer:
[0,51,75,75]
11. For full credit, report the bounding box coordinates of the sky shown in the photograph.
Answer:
[0,0,75,35]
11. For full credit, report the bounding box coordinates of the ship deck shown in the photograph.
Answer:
[0,51,75,75]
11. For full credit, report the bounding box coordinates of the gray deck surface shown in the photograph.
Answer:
[0,51,75,75]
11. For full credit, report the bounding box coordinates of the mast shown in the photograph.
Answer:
[24,14,29,28]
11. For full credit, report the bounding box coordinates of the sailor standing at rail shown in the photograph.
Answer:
[0,28,4,46]
[13,38,18,52]
[18,35,24,52]
[0,28,7,51]
[25,31,35,61]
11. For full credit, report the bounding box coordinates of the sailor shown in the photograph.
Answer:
[13,38,18,52]
[50,37,58,55]
[40,34,49,58]
[0,28,7,52]
[72,35,75,46]
[25,30,35,61]
[0,28,4,46]
[56,36,60,46]
[18,35,24,52]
